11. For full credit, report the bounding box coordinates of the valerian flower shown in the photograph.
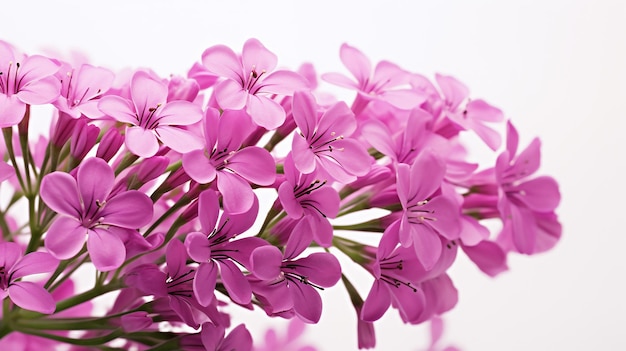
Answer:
[0,242,58,314]
[201,38,308,129]
[0,40,60,127]
[396,152,461,270]
[322,43,423,113]
[184,190,267,306]
[495,121,561,254]
[98,70,203,157]
[40,157,153,271]
[182,108,275,214]
[291,90,371,183]
[249,229,341,323]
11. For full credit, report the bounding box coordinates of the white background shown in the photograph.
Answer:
[2,0,625,350]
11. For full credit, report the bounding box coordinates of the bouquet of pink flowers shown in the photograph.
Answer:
[0,38,561,350]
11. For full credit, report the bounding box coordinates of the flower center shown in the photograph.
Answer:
[407,199,437,224]
[244,65,266,93]
[0,266,10,290]
[165,269,195,298]
[137,103,163,130]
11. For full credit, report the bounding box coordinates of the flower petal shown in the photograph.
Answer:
[87,228,126,271]
[340,43,371,85]
[217,172,254,215]
[9,281,56,314]
[185,232,212,262]
[246,94,286,130]
[202,45,243,82]
[182,149,216,184]
[100,191,153,228]
[227,146,275,186]
[125,126,159,158]
[11,252,58,279]
[0,95,26,127]
[194,261,218,307]
[98,96,138,125]
[156,125,204,153]
[218,259,252,305]
[242,38,277,75]
[361,280,391,322]
[77,157,114,213]
[250,246,283,280]
[130,71,168,115]
[45,217,86,260]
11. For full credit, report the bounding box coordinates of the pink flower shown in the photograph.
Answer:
[98,70,203,157]
[0,40,60,127]
[278,153,339,247]
[249,230,341,323]
[40,157,154,271]
[0,242,58,314]
[361,221,457,324]
[182,108,276,214]
[322,43,423,112]
[434,74,504,150]
[201,38,308,129]
[396,152,461,270]
[254,319,317,351]
[184,190,267,306]
[495,121,561,254]
[291,90,371,183]
[54,63,115,119]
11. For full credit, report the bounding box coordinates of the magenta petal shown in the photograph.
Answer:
[242,38,277,74]
[361,280,391,322]
[17,76,60,105]
[509,204,537,254]
[220,324,253,351]
[425,197,461,240]
[327,139,371,176]
[40,172,81,218]
[250,246,282,280]
[320,72,358,89]
[202,45,242,82]
[512,176,560,212]
[9,282,56,314]
[166,240,188,280]
[218,259,252,305]
[156,125,204,153]
[340,43,371,85]
[410,151,445,201]
[462,241,508,277]
[411,225,443,270]
[390,284,425,323]
[293,253,341,287]
[182,150,216,184]
[194,262,218,307]
[292,91,318,138]
[380,89,425,109]
[88,228,125,271]
[100,191,153,228]
[215,79,248,110]
[317,101,356,137]
[18,55,59,83]
[201,322,226,351]
[0,95,26,127]
[0,243,21,271]
[284,218,314,259]
[131,71,168,114]
[259,70,308,95]
[45,217,86,259]
[292,282,322,323]
[216,109,255,152]
[227,147,275,186]
[98,96,137,125]
[246,94,285,130]
[11,252,58,279]
[185,232,212,262]
[361,121,396,159]
[217,172,254,215]
[292,135,316,174]
[278,182,304,219]
[156,100,203,126]
[125,126,159,158]
[470,122,502,151]
[77,157,114,210]
[309,214,334,248]
[198,190,220,234]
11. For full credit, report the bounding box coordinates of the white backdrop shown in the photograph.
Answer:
[1,0,625,350]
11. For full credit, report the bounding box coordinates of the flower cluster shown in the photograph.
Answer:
[0,39,561,350]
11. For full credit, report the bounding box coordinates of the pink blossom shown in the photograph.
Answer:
[182,108,276,214]
[249,230,341,323]
[278,154,339,247]
[291,90,371,183]
[184,190,267,306]
[40,157,154,271]
[202,38,308,129]
[0,242,58,314]
[0,40,60,127]
[495,121,561,254]
[322,43,423,112]
[201,323,253,351]
[54,63,115,118]
[396,152,461,270]
[98,70,204,157]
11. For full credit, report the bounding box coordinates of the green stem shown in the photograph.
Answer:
[333,218,383,232]
[17,328,124,346]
